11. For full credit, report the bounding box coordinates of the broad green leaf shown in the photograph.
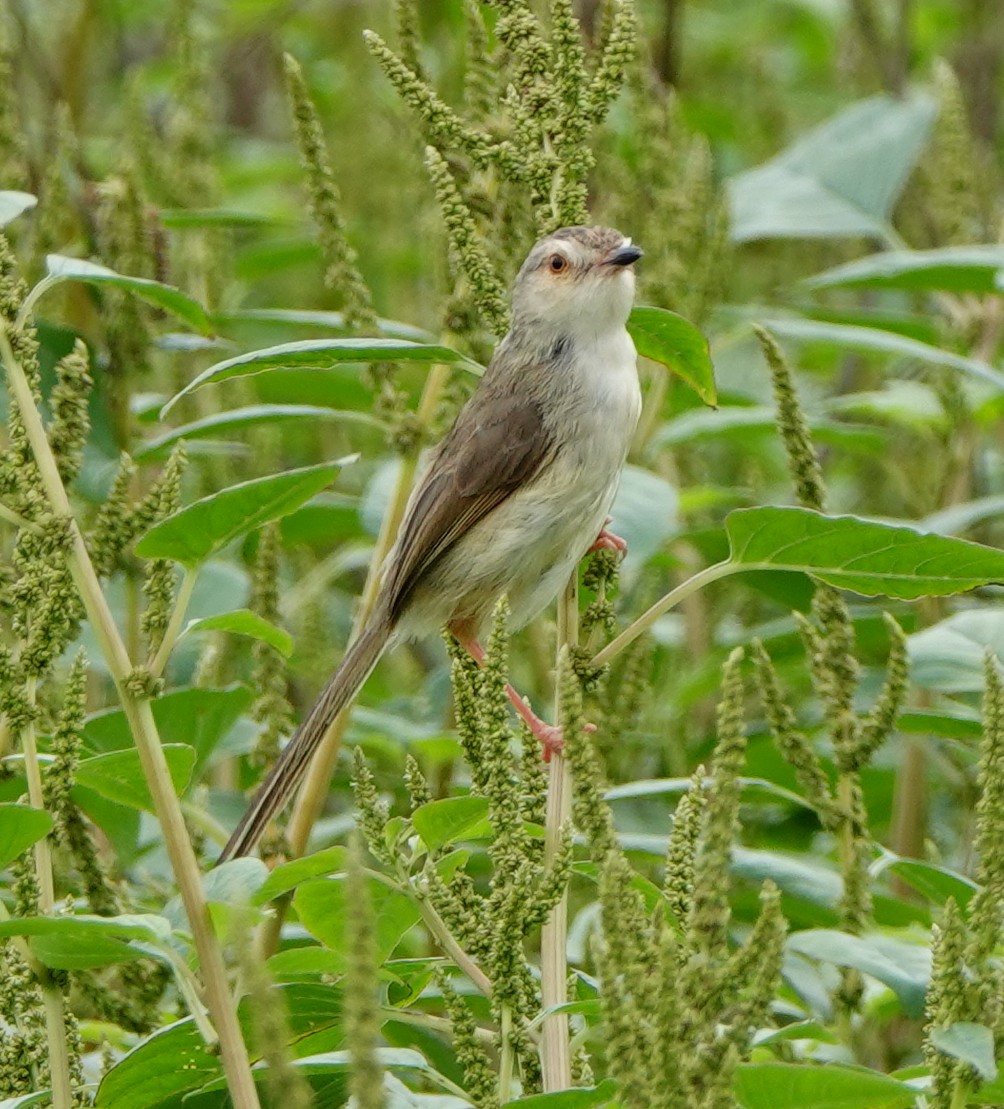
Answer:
[193,1048,457,1098]
[162,337,480,414]
[875,857,978,909]
[213,306,434,342]
[0,804,53,868]
[627,305,716,405]
[898,708,982,741]
[610,465,679,568]
[735,1062,915,1109]
[922,495,1004,537]
[137,403,383,459]
[74,745,195,811]
[134,460,349,565]
[44,255,212,334]
[83,686,252,777]
[253,846,348,904]
[503,1081,618,1107]
[0,191,37,226]
[929,1023,998,1081]
[181,608,293,657]
[826,382,947,430]
[807,246,1004,294]
[656,405,884,453]
[0,914,170,970]
[759,317,1004,391]
[201,857,270,907]
[731,847,840,910]
[294,876,421,972]
[726,506,1004,599]
[728,93,935,243]
[159,207,284,228]
[605,777,816,811]
[411,796,491,851]
[786,929,930,1016]
[907,610,1004,693]
[751,1021,838,1046]
[95,1017,221,1107]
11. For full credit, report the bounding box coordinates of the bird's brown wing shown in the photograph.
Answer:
[383,384,556,621]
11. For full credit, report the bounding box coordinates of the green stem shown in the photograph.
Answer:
[591,560,737,668]
[19,677,73,1109]
[150,565,199,677]
[15,273,63,331]
[0,499,43,533]
[540,577,575,1090]
[0,328,262,1109]
[499,1003,514,1103]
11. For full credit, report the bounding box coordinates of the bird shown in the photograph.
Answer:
[219,225,642,862]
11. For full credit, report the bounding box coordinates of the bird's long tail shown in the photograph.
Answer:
[218,617,392,863]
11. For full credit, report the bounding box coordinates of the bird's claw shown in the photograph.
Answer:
[588,517,627,555]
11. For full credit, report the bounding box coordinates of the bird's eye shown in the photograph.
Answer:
[548,254,567,273]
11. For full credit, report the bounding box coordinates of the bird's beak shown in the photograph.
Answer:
[605,243,643,267]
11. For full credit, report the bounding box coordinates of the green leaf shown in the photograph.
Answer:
[162,337,480,414]
[253,846,348,904]
[503,1081,618,1107]
[875,857,978,909]
[159,207,285,228]
[294,876,421,973]
[137,403,383,459]
[786,929,929,1016]
[95,1017,221,1107]
[726,506,1004,599]
[627,305,716,405]
[411,796,491,851]
[807,246,1004,294]
[181,608,293,657]
[0,914,171,971]
[922,495,1004,538]
[44,255,212,334]
[213,306,435,342]
[907,609,1004,693]
[74,745,195,811]
[0,191,37,227]
[83,685,253,778]
[929,1023,998,1081]
[728,93,935,243]
[735,1063,915,1109]
[656,405,883,453]
[609,465,679,567]
[134,460,350,565]
[0,804,53,868]
[759,317,1004,391]
[0,1093,53,1108]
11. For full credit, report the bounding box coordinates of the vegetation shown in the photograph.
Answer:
[2,0,1004,1106]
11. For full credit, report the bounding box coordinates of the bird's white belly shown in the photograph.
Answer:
[400,328,641,638]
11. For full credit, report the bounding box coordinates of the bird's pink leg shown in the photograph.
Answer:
[456,636,570,760]
[587,516,627,554]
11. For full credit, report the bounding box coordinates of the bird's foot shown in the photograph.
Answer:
[588,517,627,555]
[456,635,594,761]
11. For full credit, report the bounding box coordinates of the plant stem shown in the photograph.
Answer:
[150,565,199,677]
[415,896,493,998]
[19,678,73,1109]
[591,560,736,668]
[286,361,450,857]
[21,679,54,910]
[499,1003,514,1103]
[540,577,575,1090]
[0,329,263,1109]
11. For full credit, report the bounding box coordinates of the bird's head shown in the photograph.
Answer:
[510,226,642,340]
